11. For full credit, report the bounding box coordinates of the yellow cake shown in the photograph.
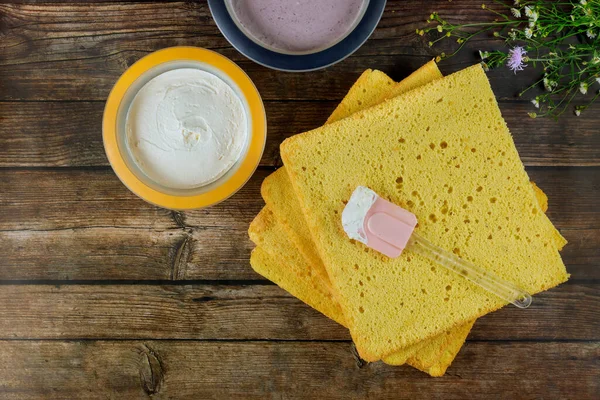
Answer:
[280,64,569,361]
[249,240,345,326]
[256,64,471,373]
[259,64,559,370]
[249,203,473,375]
[327,69,396,124]
[251,64,562,374]
[259,167,552,370]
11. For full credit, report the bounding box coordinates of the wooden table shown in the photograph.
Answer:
[0,1,598,398]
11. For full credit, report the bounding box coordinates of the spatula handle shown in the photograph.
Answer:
[407,233,532,308]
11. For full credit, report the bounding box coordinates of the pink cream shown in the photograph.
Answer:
[226,0,369,54]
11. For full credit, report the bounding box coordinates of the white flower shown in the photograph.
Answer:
[596,78,600,85]
[531,11,539,22]
[511,8,521,18]
[587,30,597,39]
[524,6,533,17]
[479,50,490,59]
[524,28,533,38]
[543,78,550,91]
[528,9,538,27]
[531,98,540,108]
[514,0,520,5]
[579,82,588,95]
[580,0,587,5]
[543,78,557,92]
[575,109,581,117]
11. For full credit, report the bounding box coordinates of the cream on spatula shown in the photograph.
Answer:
[342,186,532,308]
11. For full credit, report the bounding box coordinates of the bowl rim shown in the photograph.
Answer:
[102,46,266,210]
[208,0,387,72]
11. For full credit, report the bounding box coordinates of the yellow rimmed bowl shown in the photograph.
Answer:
[103,47,266,210]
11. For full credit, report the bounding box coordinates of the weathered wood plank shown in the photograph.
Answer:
[0,168,597,281]
[0,284,595,341]
[468,284,600,341]
[532,167,600,231]
[1,101,598,168]
[0,228,262,281]
[560,229,600,281]
[0,168,267,231]
[0,168,267,280]
[0,340,598,399]
[0,284,347,340]
[1,1,599,105]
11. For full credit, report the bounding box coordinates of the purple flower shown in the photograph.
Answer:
[506,46,527,73]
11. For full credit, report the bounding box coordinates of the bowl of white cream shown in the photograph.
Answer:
[103,47,266,210]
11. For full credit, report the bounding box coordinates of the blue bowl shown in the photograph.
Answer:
[208,0,387,72]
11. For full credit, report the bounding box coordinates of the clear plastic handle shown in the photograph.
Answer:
[407,233,532,308]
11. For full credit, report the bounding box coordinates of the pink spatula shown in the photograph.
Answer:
[342,186,532,308]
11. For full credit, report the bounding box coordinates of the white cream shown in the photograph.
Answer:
[341,186,377,244]
[126,68,247,189]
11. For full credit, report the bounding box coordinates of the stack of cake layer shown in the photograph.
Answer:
[248,61,568,376]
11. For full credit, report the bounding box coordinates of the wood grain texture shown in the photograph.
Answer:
[0,168,267,231]
[0,168,598,281]
[0,228,263,281]
[0,284,348,340]
[0,1,598,105]
[1,101,598,168]
[0,168,267,280]
[0,283,595,341]
[1,340,598,399]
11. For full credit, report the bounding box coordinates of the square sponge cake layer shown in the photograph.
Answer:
[258,66,561,371]
[249,202,475,376]
[254,65,561,373]
[259,65,471,369]
[280,64,569,361]
[259,65,467,369]
[249,208,346,326]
